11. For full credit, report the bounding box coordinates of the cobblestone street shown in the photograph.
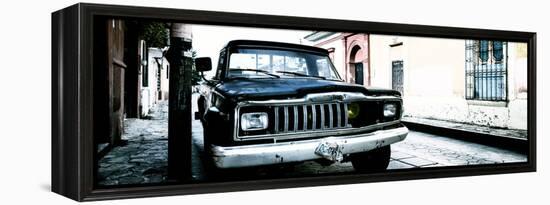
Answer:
[190,114,527,180]
[97,94,527,185]
[98,101,168,186]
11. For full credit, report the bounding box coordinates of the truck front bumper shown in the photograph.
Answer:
[210,126,408,169]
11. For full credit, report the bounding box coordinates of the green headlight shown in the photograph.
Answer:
[348,103,360,119]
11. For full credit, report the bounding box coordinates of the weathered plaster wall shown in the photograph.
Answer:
[370,35,528,130]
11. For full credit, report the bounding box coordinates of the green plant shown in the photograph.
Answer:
[139,22,169,48]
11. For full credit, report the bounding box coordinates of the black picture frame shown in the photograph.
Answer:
[52,3,536,201]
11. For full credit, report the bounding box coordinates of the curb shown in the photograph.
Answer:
[402,120,528,154]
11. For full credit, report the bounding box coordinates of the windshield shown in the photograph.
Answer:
[227,48,341,80]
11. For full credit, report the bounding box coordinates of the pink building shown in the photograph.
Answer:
[303,32,370,86]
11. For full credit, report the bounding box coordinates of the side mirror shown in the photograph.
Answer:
[195,57,212,72]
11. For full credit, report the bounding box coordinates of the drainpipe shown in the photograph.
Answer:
[367,34,371,86]
[344,36,348,82]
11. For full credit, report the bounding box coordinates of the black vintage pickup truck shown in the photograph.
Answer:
[194,40,408,172]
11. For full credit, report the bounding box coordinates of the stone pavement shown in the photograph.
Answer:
[245,132,523,175]
[97,101,168,186]
[188,93,526,180]
[97,95,527,185]
[402,116,527,140]
[390,131,526,168]
[190,129,526,180]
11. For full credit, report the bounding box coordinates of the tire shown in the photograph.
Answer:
[201,124,222,180]
[202,125,211,154]
[350,146,391,173]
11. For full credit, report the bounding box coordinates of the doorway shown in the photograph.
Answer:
[354,63,364,85]
[392,60,404,95]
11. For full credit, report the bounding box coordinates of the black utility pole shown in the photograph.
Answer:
[165,24,193,181]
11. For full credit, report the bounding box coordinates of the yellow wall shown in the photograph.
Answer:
[370,35,465,96]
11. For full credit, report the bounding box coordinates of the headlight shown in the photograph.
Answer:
[383,103,397,118]
[347,103,360,119]
[240,112,268,131]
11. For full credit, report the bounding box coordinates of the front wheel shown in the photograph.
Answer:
[350,146,391,173]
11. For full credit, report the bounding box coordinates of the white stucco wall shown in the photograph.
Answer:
[369,35,396,89]
[159,58,169,101]
[506,42,528,129]
[370,35,528,130]
[141,48,167,116]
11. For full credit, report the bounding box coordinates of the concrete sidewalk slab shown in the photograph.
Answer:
[402,116,528,153]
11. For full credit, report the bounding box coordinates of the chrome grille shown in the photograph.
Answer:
[274,103,349,134]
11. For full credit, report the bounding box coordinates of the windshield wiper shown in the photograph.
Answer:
[276,71,326,80]
[229,68,280,78]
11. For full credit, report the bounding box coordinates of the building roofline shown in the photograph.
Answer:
[303,31,337,41]
[224,39,329,54]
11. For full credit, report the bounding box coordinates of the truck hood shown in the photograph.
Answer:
[215,78,401,102]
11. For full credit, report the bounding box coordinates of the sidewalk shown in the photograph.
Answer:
[401,116,528,153]
[97,101,169,186]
